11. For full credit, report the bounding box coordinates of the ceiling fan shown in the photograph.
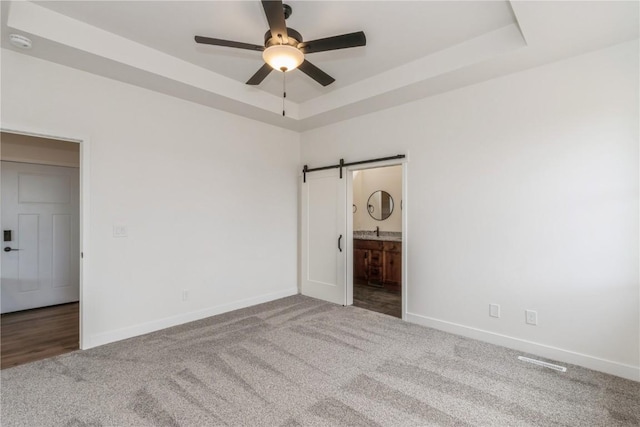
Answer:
[194,0,366,87]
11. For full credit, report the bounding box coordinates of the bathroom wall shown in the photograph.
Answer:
[353,165,402,232]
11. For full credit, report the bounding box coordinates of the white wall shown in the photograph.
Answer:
[1,132,80,167]
[2,39,638,380]
[1,48,300,348]
[301,40,640,380]
[353,165,402,232]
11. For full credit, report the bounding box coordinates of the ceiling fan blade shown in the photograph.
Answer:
[246,63,274,85]
[261,0,288,41]
[298,31,366,54]
[195,36,264,51]
[298,60,335,86]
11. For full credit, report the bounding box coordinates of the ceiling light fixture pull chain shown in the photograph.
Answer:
[282,66,287,117]
[278,34,286,117]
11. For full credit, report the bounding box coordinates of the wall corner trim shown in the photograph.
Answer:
[82,287,299,350]
[405,312,640,382]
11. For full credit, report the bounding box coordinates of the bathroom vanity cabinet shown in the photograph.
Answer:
[353,239,401,291]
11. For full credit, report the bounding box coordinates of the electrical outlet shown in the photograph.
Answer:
[182,290,189,302]
[489,304,500,318]
[525,310,538,325]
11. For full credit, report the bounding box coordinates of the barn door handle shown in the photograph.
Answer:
[338,235,343,252]
[4,247,20,252]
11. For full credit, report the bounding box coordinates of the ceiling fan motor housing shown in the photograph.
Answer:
[264,28,302,48]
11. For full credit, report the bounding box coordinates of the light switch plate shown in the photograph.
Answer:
[113,225,128,238]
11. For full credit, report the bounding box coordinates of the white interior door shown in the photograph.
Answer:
[301,168,347,305]
[1,161,80,313]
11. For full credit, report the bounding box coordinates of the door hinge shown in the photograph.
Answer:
[81,252,84,259]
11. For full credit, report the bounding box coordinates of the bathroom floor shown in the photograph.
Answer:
[353,282,401,318]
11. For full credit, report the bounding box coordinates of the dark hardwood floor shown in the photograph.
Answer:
[1,302,79,369]
[353,282,401,318]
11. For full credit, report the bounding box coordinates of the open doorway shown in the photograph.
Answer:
[351,165,402,318]
[0,131,80,368]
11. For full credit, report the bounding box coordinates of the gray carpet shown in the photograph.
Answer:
[1,295,638,426]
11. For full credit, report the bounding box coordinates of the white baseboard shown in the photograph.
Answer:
[82,287,298,350]
[405,312,640,382]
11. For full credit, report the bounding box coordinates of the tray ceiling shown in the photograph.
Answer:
[2,1,638,131]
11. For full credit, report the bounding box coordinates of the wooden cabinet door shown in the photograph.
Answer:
[368,249,383,284]
[354,248,368,282]
[383,250,402,288]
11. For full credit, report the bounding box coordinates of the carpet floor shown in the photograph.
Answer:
[1,295,638,426]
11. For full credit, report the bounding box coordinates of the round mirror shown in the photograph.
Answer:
[367,190,394,221]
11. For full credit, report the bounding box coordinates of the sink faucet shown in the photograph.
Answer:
[375,226,379,237]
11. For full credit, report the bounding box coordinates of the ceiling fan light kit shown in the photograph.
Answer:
[195,0,366,87]
[263,44,303,72]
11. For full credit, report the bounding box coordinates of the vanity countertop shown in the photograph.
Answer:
[353,231,402,242]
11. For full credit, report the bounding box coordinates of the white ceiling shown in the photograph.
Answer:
[31,0,517,103]
[2,1,638,131]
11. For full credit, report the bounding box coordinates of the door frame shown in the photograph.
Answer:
[1,125,90,349]
[346,157,408,319]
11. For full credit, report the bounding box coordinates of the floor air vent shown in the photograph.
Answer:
[518,356,567,372]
